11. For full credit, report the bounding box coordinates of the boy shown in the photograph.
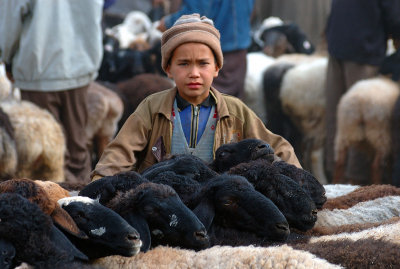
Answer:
[90,14,300,181]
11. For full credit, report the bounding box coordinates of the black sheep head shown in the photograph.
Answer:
[273,161,327,209]
[58,196,142,259]
[142,154,218,183]
[229,160,318,232]
[0,193,88,268]
[108,182,209,251]
[193,174,290,242]
[211,139,276,173]
[79,171,148,205]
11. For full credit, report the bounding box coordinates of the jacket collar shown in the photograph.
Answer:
[158,86,230,120]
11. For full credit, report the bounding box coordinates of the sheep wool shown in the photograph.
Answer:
[92,245,342,269]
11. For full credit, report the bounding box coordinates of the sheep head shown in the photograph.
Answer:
[108,182,210,251]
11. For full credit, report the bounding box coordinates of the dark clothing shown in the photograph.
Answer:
[21,86,92,184]
[212,49,247,99]
[326,0,400,66]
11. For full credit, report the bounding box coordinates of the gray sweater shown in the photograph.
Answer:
[0,0,103,91]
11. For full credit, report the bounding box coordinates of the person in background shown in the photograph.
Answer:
[91,14,300,180]
[0,0,104,184]
[157,0,255,99]
[324,0,400,183]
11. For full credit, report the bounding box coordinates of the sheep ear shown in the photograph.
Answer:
[192,198,215,231]
[50,224,88,261]
[51,205,88,239]
[123,212,151,252]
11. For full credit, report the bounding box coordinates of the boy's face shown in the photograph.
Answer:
[166,42,220,106]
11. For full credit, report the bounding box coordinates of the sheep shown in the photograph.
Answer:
[92,244,342,269]
[79,171,148,205]
[86,81,124,162]
[58,196,142,259]
[0,239,15,269]
[0,178,86,239]
[106,182,210,252]
[0,100,66,182]
[142,154,290,242]
[322,184,400,210]
[279,57,328,184]
[210,138,326,209]
[0,106,17,180]
[243,51,275,123]
[114,73,174,129]
[314,195,400,228]
[226,159,317,232]
[252,21,315,57]
[0,193,90,268]
[333,76,400,185]
[323,184,360,199]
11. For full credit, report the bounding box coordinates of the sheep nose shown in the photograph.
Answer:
[194,230,208,241]
[311,209,318,216]
[258,144,274,153]
[127,233,141,244]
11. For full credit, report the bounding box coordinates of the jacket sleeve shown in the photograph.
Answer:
[90,105,152,180]
[0,0,31,63]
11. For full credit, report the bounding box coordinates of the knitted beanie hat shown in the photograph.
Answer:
[161,13,223,72]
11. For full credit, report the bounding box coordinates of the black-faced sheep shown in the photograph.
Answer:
[142,154,290,242]
[0,178,85,239]
[0,239,15,269]
[58,196,142,259]
[210,138,326,209]
[0,100,66,182]
[333,76,400,185]
[79,170,148,204]
[0,193,89,268]
[106,182,210,252]
[226,159,317,232]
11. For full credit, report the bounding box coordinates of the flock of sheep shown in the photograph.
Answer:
[0,11,400,269]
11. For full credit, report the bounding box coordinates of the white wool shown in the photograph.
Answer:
[315,196,400,228]
[244,52,275,123]
[310,217,400,244]
[323,184,360,199]
[92,245,342,269]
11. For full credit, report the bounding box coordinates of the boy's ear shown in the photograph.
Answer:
[165,65,173,78]
[214,65,220,78]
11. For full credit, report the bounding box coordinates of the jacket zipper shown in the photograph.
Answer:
[190,105,199,148]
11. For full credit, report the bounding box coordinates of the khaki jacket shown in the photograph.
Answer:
[91,87,301,180]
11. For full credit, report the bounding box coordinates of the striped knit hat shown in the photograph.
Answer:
[161,13,223,72]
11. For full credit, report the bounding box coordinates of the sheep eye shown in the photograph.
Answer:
[218,151,228,158]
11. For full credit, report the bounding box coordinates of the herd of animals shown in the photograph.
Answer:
[0,11,400,269]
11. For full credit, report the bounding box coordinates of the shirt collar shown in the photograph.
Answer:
[176,92,216,111]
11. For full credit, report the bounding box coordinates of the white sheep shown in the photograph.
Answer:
[333,76,400,184]
[315,195,400,228]
[323,184,360,199]
[92,244,342,269]
[279,56,328,184]
[243,51,275,123]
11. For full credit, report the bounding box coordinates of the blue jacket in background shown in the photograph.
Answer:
[326,0,400,66]
[164,0,255,52]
